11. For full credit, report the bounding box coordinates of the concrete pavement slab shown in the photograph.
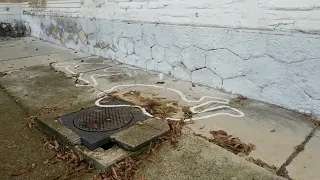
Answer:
[287,128,320,180]
[110,118,170,151]
[53,55,314,170]
[0,37,40,46]
[0,65,97,113]
[136,128,286,180]
[0,41,68,61]
[188,100,314,168]
[0,50,90,72]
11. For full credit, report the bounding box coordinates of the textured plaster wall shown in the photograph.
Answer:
[1,0,320,116]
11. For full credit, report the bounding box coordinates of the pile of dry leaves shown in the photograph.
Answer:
[93,157,141,180]
[94,120,185,180]
[231,95,247,106]
[42,137,91,179]
[147,120,184,154]
[311,115,320,126]
[109,90,192,119]
[195,130,255,156]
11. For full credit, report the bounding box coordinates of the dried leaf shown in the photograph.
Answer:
[12,168,30,176]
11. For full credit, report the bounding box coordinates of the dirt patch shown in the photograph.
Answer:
[108,90,192,119]
[310,115,320,126]
[0,72,7,77]
[42,137,92,179]
[247,157,277,173]
[194,130,255,156]
[108,74,127,82]
[230,95,248,107]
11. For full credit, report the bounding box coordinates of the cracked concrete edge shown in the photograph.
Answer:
[276,125,319,179]
[35,118,81,146]
[75,145,147,171]
[35,117,141,171]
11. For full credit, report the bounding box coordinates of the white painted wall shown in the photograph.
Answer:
[1,0,320,116]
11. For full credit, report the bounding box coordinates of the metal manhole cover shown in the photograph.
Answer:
[73,107,134,132]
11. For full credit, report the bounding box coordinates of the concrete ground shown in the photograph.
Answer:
[0,37,318,180]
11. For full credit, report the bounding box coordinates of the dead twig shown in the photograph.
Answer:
[25,116,38,128]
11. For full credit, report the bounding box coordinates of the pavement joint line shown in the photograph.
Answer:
[276,125,319,179]
[0,41,41,48]
[0,83,29,116]
[0,50,70,62]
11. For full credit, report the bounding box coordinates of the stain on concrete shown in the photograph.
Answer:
[0,21,28,37]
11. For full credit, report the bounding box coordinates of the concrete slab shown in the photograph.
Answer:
[0,65,96,113]
[188,100,314,168]
[0,50,90,72]
[0,37,40,46]
[136,128,285,180]
[1,38,317,179]
[287,129,320,180]
[0,41,68,61]
[110,118,170,151]
[52,52,314,170]
[76,145,138,171]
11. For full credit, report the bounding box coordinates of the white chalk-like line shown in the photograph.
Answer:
[55,62,245,121]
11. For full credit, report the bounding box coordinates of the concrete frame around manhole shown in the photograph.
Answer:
[59,97,148,150]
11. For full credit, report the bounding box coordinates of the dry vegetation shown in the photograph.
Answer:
[194,130,255,156]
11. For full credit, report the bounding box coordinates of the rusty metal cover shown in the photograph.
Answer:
[59,97,147,150]
[73,107,134,132]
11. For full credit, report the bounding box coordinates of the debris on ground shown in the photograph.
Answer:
[39,105,58,115]
[109,90,192,119]
[42,137,91,179]
[93,157,141,180]
[94,120,185,180]
[246,157,277,173]
[25,116,37,128]
[194,130,255,156]
[75,78,89,85]
[231,95,248,106]
[109,74,127,82]
[11,163,36,176]
[0,72,7,77]
[270,129,276,132]
[311,115,320,126]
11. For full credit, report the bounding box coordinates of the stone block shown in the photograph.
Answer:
[206,49,245,79]
[182,46,206,71]
[191,68,222,88]
[110,119,170,151]
[245,56,286,87]
[135,41,152,59]
[173,66,191,81]
[152,45,165,63]
[165,46,182,66]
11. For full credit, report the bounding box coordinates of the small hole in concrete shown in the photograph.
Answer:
[101,142,115,150]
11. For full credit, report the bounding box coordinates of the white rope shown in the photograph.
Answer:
[55,62,245,121]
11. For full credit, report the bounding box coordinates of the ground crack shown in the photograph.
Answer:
[276,125,319,179]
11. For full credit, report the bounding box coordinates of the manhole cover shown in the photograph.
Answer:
[59,97,148,150]
[73,107,134,132]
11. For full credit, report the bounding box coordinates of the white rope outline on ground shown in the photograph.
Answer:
[55,62,245,122]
